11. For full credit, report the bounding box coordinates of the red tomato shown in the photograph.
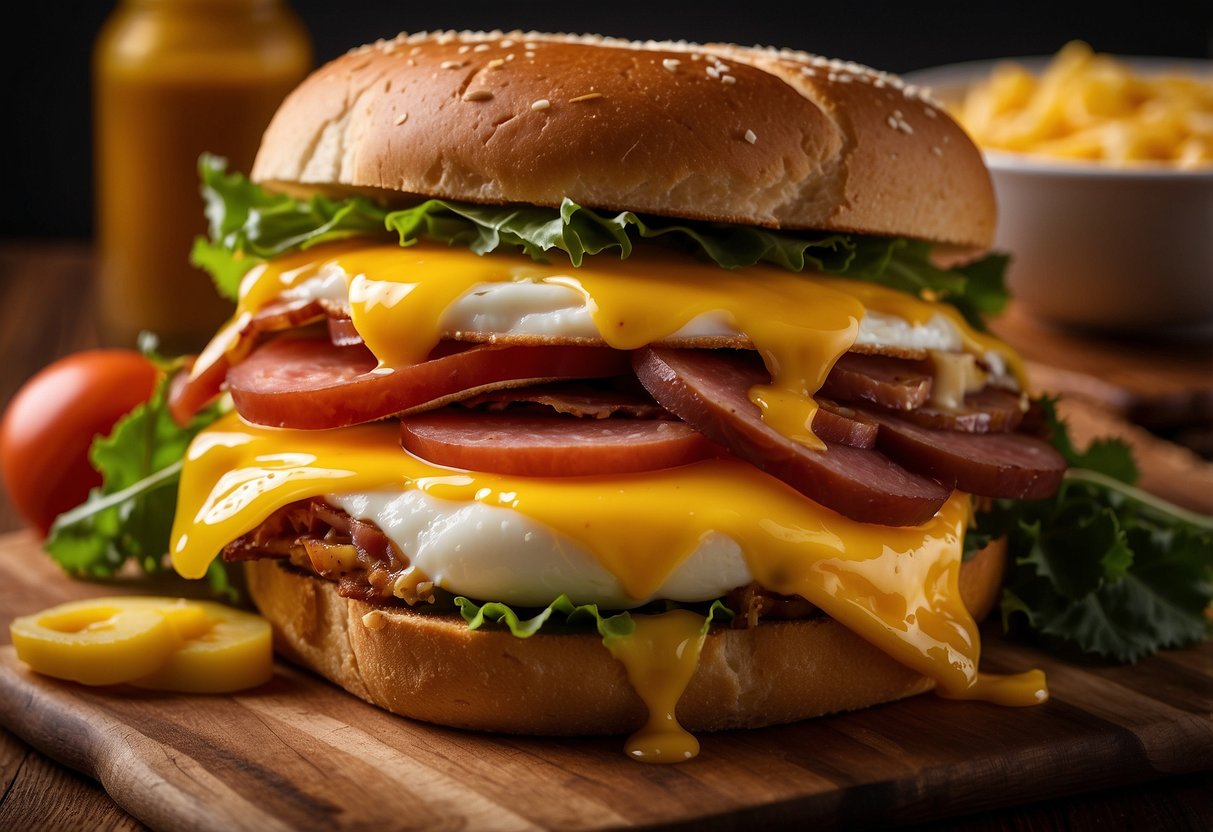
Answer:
[0,350,158,536]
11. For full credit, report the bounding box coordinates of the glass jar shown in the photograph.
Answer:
[94,0,312,352]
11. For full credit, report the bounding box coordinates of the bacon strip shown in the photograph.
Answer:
[458,380,669,420]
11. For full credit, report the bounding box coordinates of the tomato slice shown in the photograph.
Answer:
[400,409,719,476]
[228,336,633,429]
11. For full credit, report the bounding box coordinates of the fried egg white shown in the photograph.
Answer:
[327,490,753,608]
[281,264,1012,378]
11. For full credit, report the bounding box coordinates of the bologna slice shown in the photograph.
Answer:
[227,336,631,429]
[819,352,933,411]
[858,406,1066,500]
[632,348,951,526]
[400,410,719,476]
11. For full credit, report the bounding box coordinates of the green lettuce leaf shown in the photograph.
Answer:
[192,155,1007,327]
[192,154,387,300]
[455,595,732,639]
[997,471,1213,663]
[972,402,1213,662]
[45,341,230,593]
[1035,396,1139,483]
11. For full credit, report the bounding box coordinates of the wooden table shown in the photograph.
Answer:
[0,241,1210,830]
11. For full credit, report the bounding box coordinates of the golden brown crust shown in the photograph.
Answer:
[252,31,995,248]
[246,537,1006,735]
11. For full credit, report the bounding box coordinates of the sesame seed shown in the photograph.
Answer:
[506,53,516,61]
[524,51,536,59]
[463,89,493,102]
[721,74,737,84]
[362,610,386,630]
[440,60,465,70]
[924,106,937,118]
[569,92,603,103]
[931,146,943,156]
[886,110,914,134]
[531,98,551,110]
[706,65,721,79]
[487,58,505,69]
[801,67,817,77]
[395,112,409,125]
[473,43,490,52]
[744,129,757,144]
[500,39,515,48]
[457,45,470,54]
[690,53,702,61]
[662,58,681,71]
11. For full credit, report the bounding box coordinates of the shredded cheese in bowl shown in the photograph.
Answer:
[956,41,1213,168]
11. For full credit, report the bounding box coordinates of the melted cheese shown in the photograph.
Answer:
[606,610,708,764]
[173,413,1028,702]
[196,242,1023,449]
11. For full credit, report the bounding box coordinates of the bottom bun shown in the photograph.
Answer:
[246,538,1006,735]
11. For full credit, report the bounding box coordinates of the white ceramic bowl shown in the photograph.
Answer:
[906,58,1213,334]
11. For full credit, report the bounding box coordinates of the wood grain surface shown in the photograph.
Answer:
[991,303,1213,433]
[0,533,1211,831]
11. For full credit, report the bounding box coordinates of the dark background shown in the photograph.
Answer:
[6,0,1212,240]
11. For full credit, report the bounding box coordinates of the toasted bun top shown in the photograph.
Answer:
[252,31,996,248]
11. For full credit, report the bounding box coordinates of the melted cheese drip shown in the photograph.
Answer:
[949,671,1050,706]
[606,610,708,764]
[199,242,1023,448]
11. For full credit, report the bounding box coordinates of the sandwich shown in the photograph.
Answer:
[163,32,1071,761]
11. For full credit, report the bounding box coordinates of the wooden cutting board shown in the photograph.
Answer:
[0,533,1210,831]
[991,303,1213,433]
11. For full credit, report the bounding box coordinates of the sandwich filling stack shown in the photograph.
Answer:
[161,31,1069,762]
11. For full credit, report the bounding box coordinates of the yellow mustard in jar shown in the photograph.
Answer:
[93,0,312,352]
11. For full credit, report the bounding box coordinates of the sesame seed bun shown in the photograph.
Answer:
[244,537,1006,735]
[251,31,995,248]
